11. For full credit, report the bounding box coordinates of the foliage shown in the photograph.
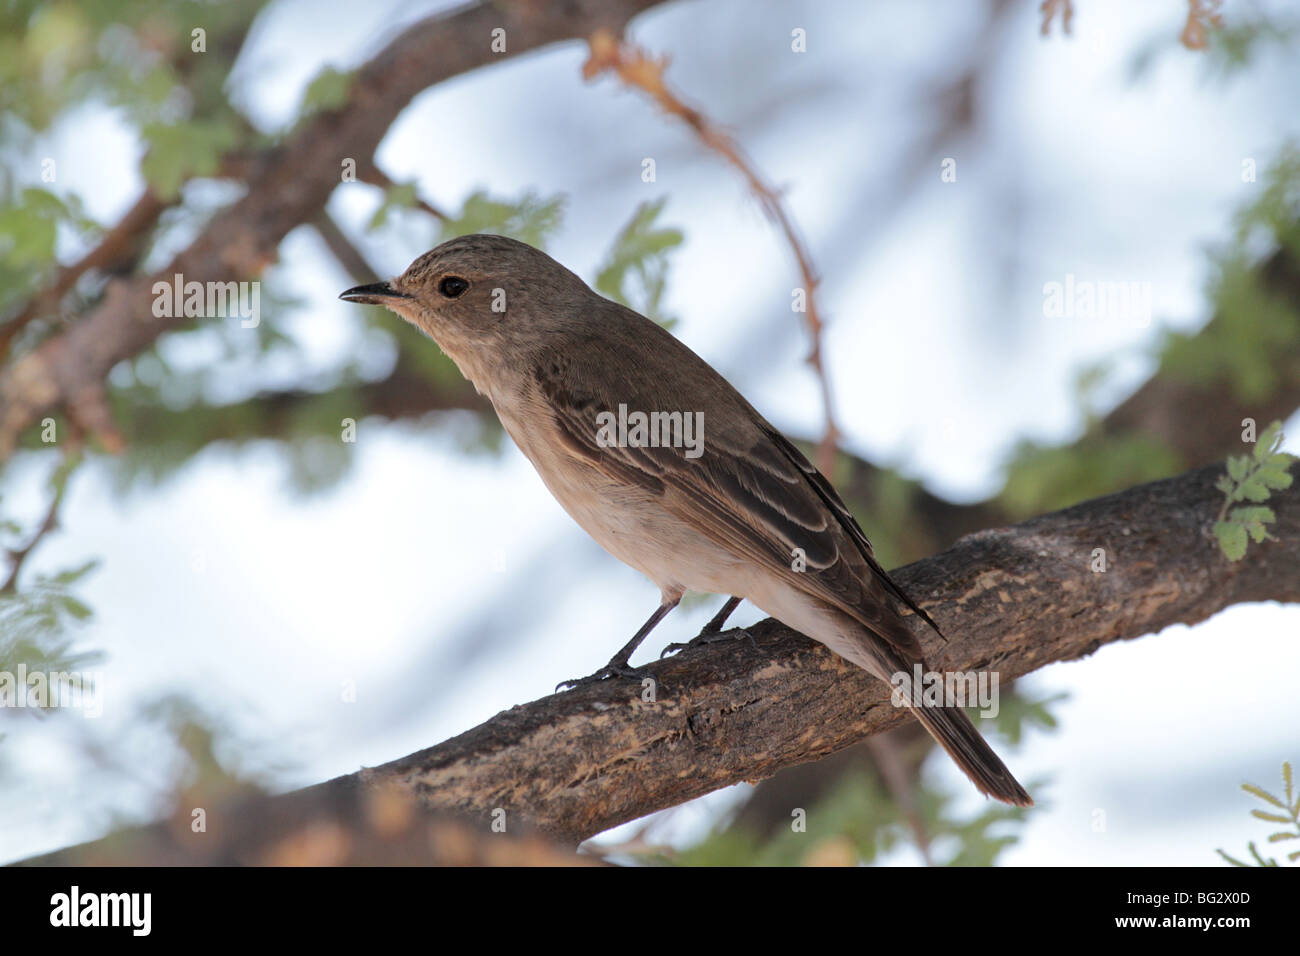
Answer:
[0,457,101,729]
[298,66,353,117]
[1158,146,1300,402]
[1213,421,1295,561]
[1000,431,1182,520]
[437,190,566,250]
[999,148,1300,519]
[594,197,684,325]
[1217,762,1299,866]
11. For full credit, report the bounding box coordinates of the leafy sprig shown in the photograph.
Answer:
[1213,421,1294,560]
[1217,762,1299,866]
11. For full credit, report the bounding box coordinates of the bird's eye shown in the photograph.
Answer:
[438,276,469,298]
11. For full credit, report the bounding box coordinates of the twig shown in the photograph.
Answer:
[865,736,933,864]
[1,455,74,594]
[0,0,671,462]
[1039,0,1074,37]
[1182,0,1224,50]
[357,160,448,221]
[583,30,841,475]
[313,211,382,284]
[0,191,168,359]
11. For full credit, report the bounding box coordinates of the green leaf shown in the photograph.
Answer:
[1256,462,1294,490]
[1243,783,1289,809]
[1228,505,1278,543]
[1214,521,1248,561]
[1250,809,1294,824]
[1237,475,1271,501]
[300,66,353,115]
[1216,848,1251,867]
[51,559,98,586]
[58,595,92,620]
[367,181,420,231]
[438,190,566,248]
[140,119,239,199]
[594,198,684,323]
[1255,421,1283,460]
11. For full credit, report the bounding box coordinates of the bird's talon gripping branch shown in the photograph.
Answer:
[660,627,756,658]
[555,664,657,693]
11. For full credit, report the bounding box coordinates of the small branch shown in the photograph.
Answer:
[865,735,932,864]
[1039,0,1074,37]
[313,211,382,284]
[1,455,74,594]
[583,29,841,475]
[1182,0,1224,50]
[356,160,448,221]
[0,0,672,462]
[0,191,168,358]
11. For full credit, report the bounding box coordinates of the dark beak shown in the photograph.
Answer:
[338,281,411,305]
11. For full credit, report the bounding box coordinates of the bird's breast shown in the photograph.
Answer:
[492,393,744,597]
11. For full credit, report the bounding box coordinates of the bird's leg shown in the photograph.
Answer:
[699,595,742,636]
[556,598,680,691]
[660,595,756,657]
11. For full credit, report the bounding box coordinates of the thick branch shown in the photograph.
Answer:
[21,460,1297,862]
[308,461,1297,844]
[22,783,594,866]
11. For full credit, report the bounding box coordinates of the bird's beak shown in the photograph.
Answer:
[338,281,411,305]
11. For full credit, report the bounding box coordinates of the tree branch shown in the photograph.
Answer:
[306,461,1297,843]
[21,782,596,866]
[0,0,674,459]
[21,459,1297,862]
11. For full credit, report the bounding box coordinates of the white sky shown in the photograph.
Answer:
[3,0,1299,865]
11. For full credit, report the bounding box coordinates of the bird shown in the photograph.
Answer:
[340,233,1032,807]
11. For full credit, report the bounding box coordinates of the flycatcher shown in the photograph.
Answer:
[341,234,1031,807]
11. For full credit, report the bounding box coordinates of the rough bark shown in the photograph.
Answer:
[17,459,1296,863]
[306,461,1297,844]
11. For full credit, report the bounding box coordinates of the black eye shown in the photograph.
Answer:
[438,276,469,298]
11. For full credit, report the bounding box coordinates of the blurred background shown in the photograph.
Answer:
[1,0,1298,865]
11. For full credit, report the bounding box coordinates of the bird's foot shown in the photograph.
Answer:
[660,626,758,658]
[555,662,656,693]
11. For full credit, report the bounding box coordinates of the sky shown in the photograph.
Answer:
[2,0,1298,865]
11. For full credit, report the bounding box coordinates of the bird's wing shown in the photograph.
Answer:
[536,362,936,662]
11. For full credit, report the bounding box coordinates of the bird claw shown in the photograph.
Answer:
[555,663,653,693]
[660,627,757,659]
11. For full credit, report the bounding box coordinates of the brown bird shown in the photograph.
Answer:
[341,233,1031,807]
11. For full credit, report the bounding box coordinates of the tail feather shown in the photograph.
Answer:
[908,702,1033,808]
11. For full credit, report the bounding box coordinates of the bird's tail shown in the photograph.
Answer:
[847,627,1033,808]
[907,699,1033,808]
